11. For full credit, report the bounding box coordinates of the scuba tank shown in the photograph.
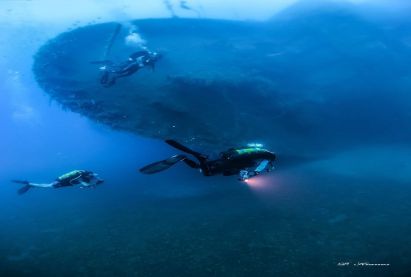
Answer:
[57,170,85,183]
[221,147,275,161]
[217,146,275,176]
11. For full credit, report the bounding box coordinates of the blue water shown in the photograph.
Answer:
[1,1,411,276]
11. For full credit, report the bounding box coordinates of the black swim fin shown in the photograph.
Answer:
[165,140,207,162]
[12,180,32,195]
[139,154,187,174]
[17,185,32,195]
[11,180,30,185]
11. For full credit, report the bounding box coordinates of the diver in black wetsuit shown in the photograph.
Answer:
[139,140,276,181]
[96,50,161,87]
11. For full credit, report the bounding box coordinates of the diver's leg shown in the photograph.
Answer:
[29,182,55,188]
[165,140,208,163]
[12,180,54,188]
[117,66,140,78]
[12,180,54,195]
[114,62,139,77]
[164,140,212,176]
[107,68,137,86]
[182,158,200,169]
[115,71,134,78]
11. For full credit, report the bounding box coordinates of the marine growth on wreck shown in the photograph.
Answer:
[33,7,411,154]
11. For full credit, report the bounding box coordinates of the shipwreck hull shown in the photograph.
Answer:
[33,12,411,154]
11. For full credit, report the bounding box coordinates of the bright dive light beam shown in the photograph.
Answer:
[244,175,267,189]
[243,174,283,196]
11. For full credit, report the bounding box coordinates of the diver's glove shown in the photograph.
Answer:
[238,170,258,181]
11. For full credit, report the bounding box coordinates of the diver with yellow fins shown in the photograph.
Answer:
[140,140,276,181]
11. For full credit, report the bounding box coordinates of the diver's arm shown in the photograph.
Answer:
[254,160,270,174]
[79,181,93,188]
[240,160,271,180]
[78,174,103,188]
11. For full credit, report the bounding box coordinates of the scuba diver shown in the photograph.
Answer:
[140,140,276,181]
[94,50,161,88]
[11,170,104,195]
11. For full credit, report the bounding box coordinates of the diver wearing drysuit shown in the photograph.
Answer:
[97,50,161,87]
[12,170,104,195]
[140,140,276,181]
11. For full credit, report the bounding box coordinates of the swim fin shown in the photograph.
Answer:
[17,185,32,195]
[12,180,33,195]
[165,140,207,162]
[11,180,33,195]
[11,180,30,185]
[139,154,187,174]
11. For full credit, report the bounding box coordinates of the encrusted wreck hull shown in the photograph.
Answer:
[33,13,411,154]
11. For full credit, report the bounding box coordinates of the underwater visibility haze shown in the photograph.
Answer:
[1,0,411,276]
